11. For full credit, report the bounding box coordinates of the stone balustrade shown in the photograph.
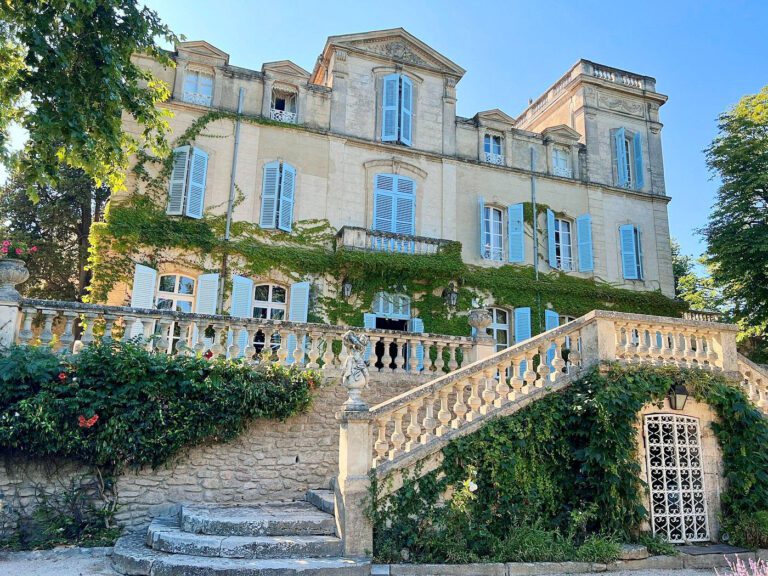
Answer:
[737,355,768,409]
[8,298,471,375]
[336,226,455,255]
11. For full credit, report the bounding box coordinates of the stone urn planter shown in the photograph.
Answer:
[0,258,29,301]
[467,308,494,342]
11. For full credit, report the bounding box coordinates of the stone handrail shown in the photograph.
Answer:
[10,298,472,375]
[737,354,768,409]
[336,226,455,255]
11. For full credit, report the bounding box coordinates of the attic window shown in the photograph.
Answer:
[183,70,214,106]
[484,134,504,165]
[270,89,297,124]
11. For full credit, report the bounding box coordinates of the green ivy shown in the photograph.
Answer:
[369,365,768,561]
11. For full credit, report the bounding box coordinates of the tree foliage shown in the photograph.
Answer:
[704,85,768,361]
[0,0,177,196]
[0,165,109,300]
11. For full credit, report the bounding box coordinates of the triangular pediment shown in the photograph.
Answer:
[177,41,229,64]
[542,124,582,142]
[319,28,465,79]
[263,60,310,79]
[476,109,516,126]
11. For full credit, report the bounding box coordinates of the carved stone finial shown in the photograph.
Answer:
[0,258,29,302]
[467,308,494,343]
[341,330,370,411]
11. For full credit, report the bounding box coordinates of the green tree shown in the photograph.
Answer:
[0,165,109,300]
[0,1,177,197]
[671,239,694,297]
[704,85,768,362]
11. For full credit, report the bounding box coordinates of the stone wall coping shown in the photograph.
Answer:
[337,226,456,247]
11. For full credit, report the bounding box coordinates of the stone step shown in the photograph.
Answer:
[113,533,370,576]
[305,489,334,515]
[181,502,337,537]
[147,517,343,559]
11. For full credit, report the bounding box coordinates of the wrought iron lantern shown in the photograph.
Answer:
[669,383,689,411]
[443,282,459,308]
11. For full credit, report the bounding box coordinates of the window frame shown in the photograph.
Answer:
[552,147,571,177]
[482,205,505,261]
[486,307,510,352]
[381,73,414,147]
[252,283,287,321]
[182,70,214,106]
[554,217,574,271]
[483,134,504,165]
[155,273,197,353]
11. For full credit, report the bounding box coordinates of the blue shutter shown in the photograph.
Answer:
[381,74,399,142]
[373,174,395,232]
[400,75,413,146]
[259,161,280,229]
[614,127,629,187]
[286,281,310,365]
[167,146,190,216]
[229,275,253,357]
[193,273,219,350]
[185,147,208,219]
[636,227,644,280]
[409,317,424,372]
[544,309,560,370]
[576,214,594,272]
[278,162,296,232]
[508,203,525,263]
[620,224,639,279]
[363,312,377,362]
[633,132,644,190]
[546,209,557,268]
[514,307,532,343]
[394,176,415,236]
[478,196,486,258]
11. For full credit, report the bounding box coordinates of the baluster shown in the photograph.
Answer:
[407,337,419,373]
[210,322,226,359]
[18,307,35,344]
[321,334,336,371]
[495,363,510,407]
[536,345,550,386]
[434,342,446,373]
[568,331,582,369]
[622,323,634,360]
[436,389,452,436]
[668,331,681,366]
[636,325,650,361]
[175,319,194,355]
[510,356,524,400]
[396,337,407,374]
[696,331,709,366]
[373,418,389,467]
[290,328,305,366]
[421,397,438,443]
[466,375,482,421]
[684,331,697,366]
[523,351,537,393]
[276,328,290,365]
[259,327,276,364]
[551,337,566,381]
[459,342,472,369]
[405,400,423,452]
[452,381,468,427]
[102,314,117,343]
[481,368,497,414]
[306,330,321,369]
[80,313,98,349]
[38,309,57,349]
[389,409,407,460]
[156,317,173,354]
[447,343,459,373]
[708,334,720,368]
[339,337,350,369]
[192,321,207,356]
[59,312,77,354]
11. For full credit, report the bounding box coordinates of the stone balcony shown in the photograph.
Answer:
[270,108,298,124]
[336,226,454,255]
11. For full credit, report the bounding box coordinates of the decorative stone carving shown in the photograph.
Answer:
[362,40,430,67]
[599,93,644,117]
[467,308,494,343]
[341,330,370,410]
[0,258,29,301]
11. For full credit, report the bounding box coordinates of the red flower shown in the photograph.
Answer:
[58,372,67,381]
[15,248,22,255]
[77,414,99,428]
[203,350,213,360]
[0,247,7,254]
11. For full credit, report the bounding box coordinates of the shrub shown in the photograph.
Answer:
[638,532,678,556]
[723,511,768,549]
[0,342,318,472]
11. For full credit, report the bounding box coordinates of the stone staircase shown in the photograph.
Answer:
[112,489,370,575]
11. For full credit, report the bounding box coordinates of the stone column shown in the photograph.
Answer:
[441,77,457,156]
[0,259,28,349]
[713,326,739,374]
[261,74,274,118]
[329,50,348,136]
[579,314,617,367]
[467,308,496,362]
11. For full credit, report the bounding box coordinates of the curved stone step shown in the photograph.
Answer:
[147,518,343,559]
[181,502,336,537]
[113,533,369,576]
[305,490,334,515]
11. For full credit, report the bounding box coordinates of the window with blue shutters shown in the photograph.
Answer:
[613,128,645,191]
[481,203,504,261]
[380,73,414,147]
[373,174,415,236]
[166,146,208,219]
[507,203,525,263]
[259,161,296,232]
[619,224,644,280]
[576,214,594,272]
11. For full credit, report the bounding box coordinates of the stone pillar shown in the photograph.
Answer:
[713,327,739,374]
[261,75,274,118]
[579,315,617,366]
[0,259,28,349]
[329,50,348,136]
[467,308,496,363]
[442,77,457,156]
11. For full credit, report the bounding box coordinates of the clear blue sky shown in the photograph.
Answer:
[146,0,768,261]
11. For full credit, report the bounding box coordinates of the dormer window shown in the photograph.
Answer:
[182,70,213,107]
[484,134,504,165]
[552,147,572,177]
[270,88,298,124]
[381,73,413,146]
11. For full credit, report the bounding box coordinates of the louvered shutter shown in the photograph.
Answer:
[382,74,400,142]
[576,214,594,272]
[633,132,644,190]
[373,174,395,232]
[478,197,486,258]
[129,264,157,338]
[285,281,310,365]
[167,146,190,215]
[394,176,415,235]
[229,275,253,357]
[614,127,629,187]
[515,306,532,377]
[636,227,644,279]
[545,309,560,370]
[259,161,280,229]
[192,273,219,351]
[278,163,296,232]
[185,147,208,219]
[546,209,557,268]
[363,312,377,362]
[508,203,525,263]
[409,317,424,372]
[400,75,413,146]
[620,224,639,279]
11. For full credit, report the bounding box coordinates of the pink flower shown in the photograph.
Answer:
[30,246,38,253]
[1,240,9,247]
[15,248,22,255]
[1,247,7,254]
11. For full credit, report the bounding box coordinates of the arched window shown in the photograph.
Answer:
[373,173,415,236]
[252,283,287,355]
[155,274,196,352]
[487,307,510,352]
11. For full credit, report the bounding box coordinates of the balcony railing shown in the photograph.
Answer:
[182,91,212,107]
[552,165,573,178]
[270,108,298,124]
[484,152,504,166]
[336,226,453,255]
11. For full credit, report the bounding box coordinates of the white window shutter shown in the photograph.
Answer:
[185,147,208,219]
[633,132,644,190]
[576,214,594,272]
[546,209,557,268]
[409,317,425,371]
[381,74,400,142]
[508,203,525,263]
[373,174,395,232]
[620,224,639,280]
[400,75,413,146]
[259,161,281,229]
[167,146,190,215]
[614,127,629,187]
[394,176,415,236]
[129,264,157,339]
[192,273,219,349]
[286,281,311,365]
[278,163,296,232]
